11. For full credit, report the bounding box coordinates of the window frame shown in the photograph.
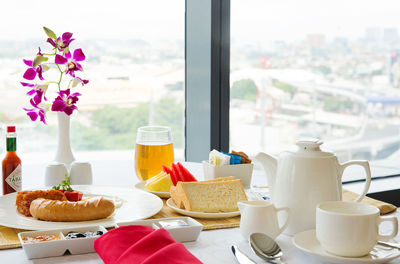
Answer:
[185,0,230,162]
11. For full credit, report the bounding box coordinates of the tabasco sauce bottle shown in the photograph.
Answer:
[2,126,21,194]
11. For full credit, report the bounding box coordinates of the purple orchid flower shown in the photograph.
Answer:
[47,32,74,52]
[22,28,88,124]
[51,88,81,115]
[21,81,48,107]
[21,82,35,87]
[27,88,44,106]
[55,49,86,77]
[73,77,89,86]
[23,101,46,124]
[22,59,44,81]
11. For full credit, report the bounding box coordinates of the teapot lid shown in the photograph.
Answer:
[292,138,334,157]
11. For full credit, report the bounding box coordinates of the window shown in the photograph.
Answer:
[230,0,400,179]
[0,1,185,165]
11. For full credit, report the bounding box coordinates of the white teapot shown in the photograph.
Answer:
[255,139,371,235]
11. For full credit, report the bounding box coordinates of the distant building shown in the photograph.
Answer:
[364,27,381,43]
[383,28,399,46]
[306,34,326,49]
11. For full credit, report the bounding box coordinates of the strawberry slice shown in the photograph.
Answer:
[163,165,177,186]
[171,163,183,183]
[177,162,197,182]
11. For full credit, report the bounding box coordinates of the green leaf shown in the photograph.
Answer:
[43,27,56,39]
[41,64,50,72]
[32,55,48,68]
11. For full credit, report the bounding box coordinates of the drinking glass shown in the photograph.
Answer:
[135,126,174,181]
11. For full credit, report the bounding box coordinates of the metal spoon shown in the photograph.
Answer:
[249,233,286,264]
[378,240,400,250]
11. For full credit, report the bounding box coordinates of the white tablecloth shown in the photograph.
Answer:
[1,160,399,263]
[1,211,399,264]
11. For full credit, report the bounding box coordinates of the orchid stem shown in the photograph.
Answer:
[54,51,63,92]
[56,64,63,91]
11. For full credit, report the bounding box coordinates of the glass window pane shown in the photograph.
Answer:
[0,1,185,167]
[231,0,400,179]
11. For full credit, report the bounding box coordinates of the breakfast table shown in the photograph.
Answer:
[0,157,399,264]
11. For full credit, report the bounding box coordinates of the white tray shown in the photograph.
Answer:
[18,225,107,259]
[116,217,203,242]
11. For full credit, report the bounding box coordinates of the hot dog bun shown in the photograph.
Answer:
[29,197,115,222]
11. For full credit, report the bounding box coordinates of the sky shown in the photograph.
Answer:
[0,0,184,40]
[231,0,400,42]
[0,0,400,41]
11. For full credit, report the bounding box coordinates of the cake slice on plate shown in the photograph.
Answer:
[170,176,247,212]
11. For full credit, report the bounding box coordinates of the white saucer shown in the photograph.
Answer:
[134,181,170,199]
[166,198,240,219]
[293,230,400,264]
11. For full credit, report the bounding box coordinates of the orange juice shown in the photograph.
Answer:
[135,143,174,181]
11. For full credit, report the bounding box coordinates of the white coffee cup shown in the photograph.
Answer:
[316,201,398,257]
[45,162,68,186]
[69,161,93,185]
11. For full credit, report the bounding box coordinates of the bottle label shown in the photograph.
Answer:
[5,164,22,192]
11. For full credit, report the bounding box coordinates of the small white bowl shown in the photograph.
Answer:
[18,225,107,259]
[202,161,253,188]
[116,217,203,242]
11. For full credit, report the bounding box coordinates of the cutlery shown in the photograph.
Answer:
[378,241,400,250]
[249,233,286,264]
[231,245,257,264]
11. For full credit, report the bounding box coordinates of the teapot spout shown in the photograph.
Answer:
[255,152,278,190]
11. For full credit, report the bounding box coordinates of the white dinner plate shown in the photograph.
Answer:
[166,198,240,219]
[293,229,400,264]
[134,181,170,199]
[0,185,163,230]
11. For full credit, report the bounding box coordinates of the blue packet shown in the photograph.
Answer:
[221,152,242,164]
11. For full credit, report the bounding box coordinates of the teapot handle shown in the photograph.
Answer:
[339,160,371,202]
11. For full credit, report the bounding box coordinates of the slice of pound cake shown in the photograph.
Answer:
[170,176,247,212]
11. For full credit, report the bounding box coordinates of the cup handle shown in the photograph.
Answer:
[276,207,290,234]
[377,215,398,240]
[340,160,371,202]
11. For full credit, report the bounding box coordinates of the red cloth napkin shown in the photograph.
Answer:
[94,225,203,264]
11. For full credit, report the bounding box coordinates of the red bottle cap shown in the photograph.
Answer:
[6,126,16,133]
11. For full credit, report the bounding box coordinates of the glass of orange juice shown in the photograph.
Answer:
[135,126,174,181]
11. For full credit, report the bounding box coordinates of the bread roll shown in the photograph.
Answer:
[29,197,115,222]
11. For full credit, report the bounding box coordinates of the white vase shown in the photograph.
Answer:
[54,112,75,169]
